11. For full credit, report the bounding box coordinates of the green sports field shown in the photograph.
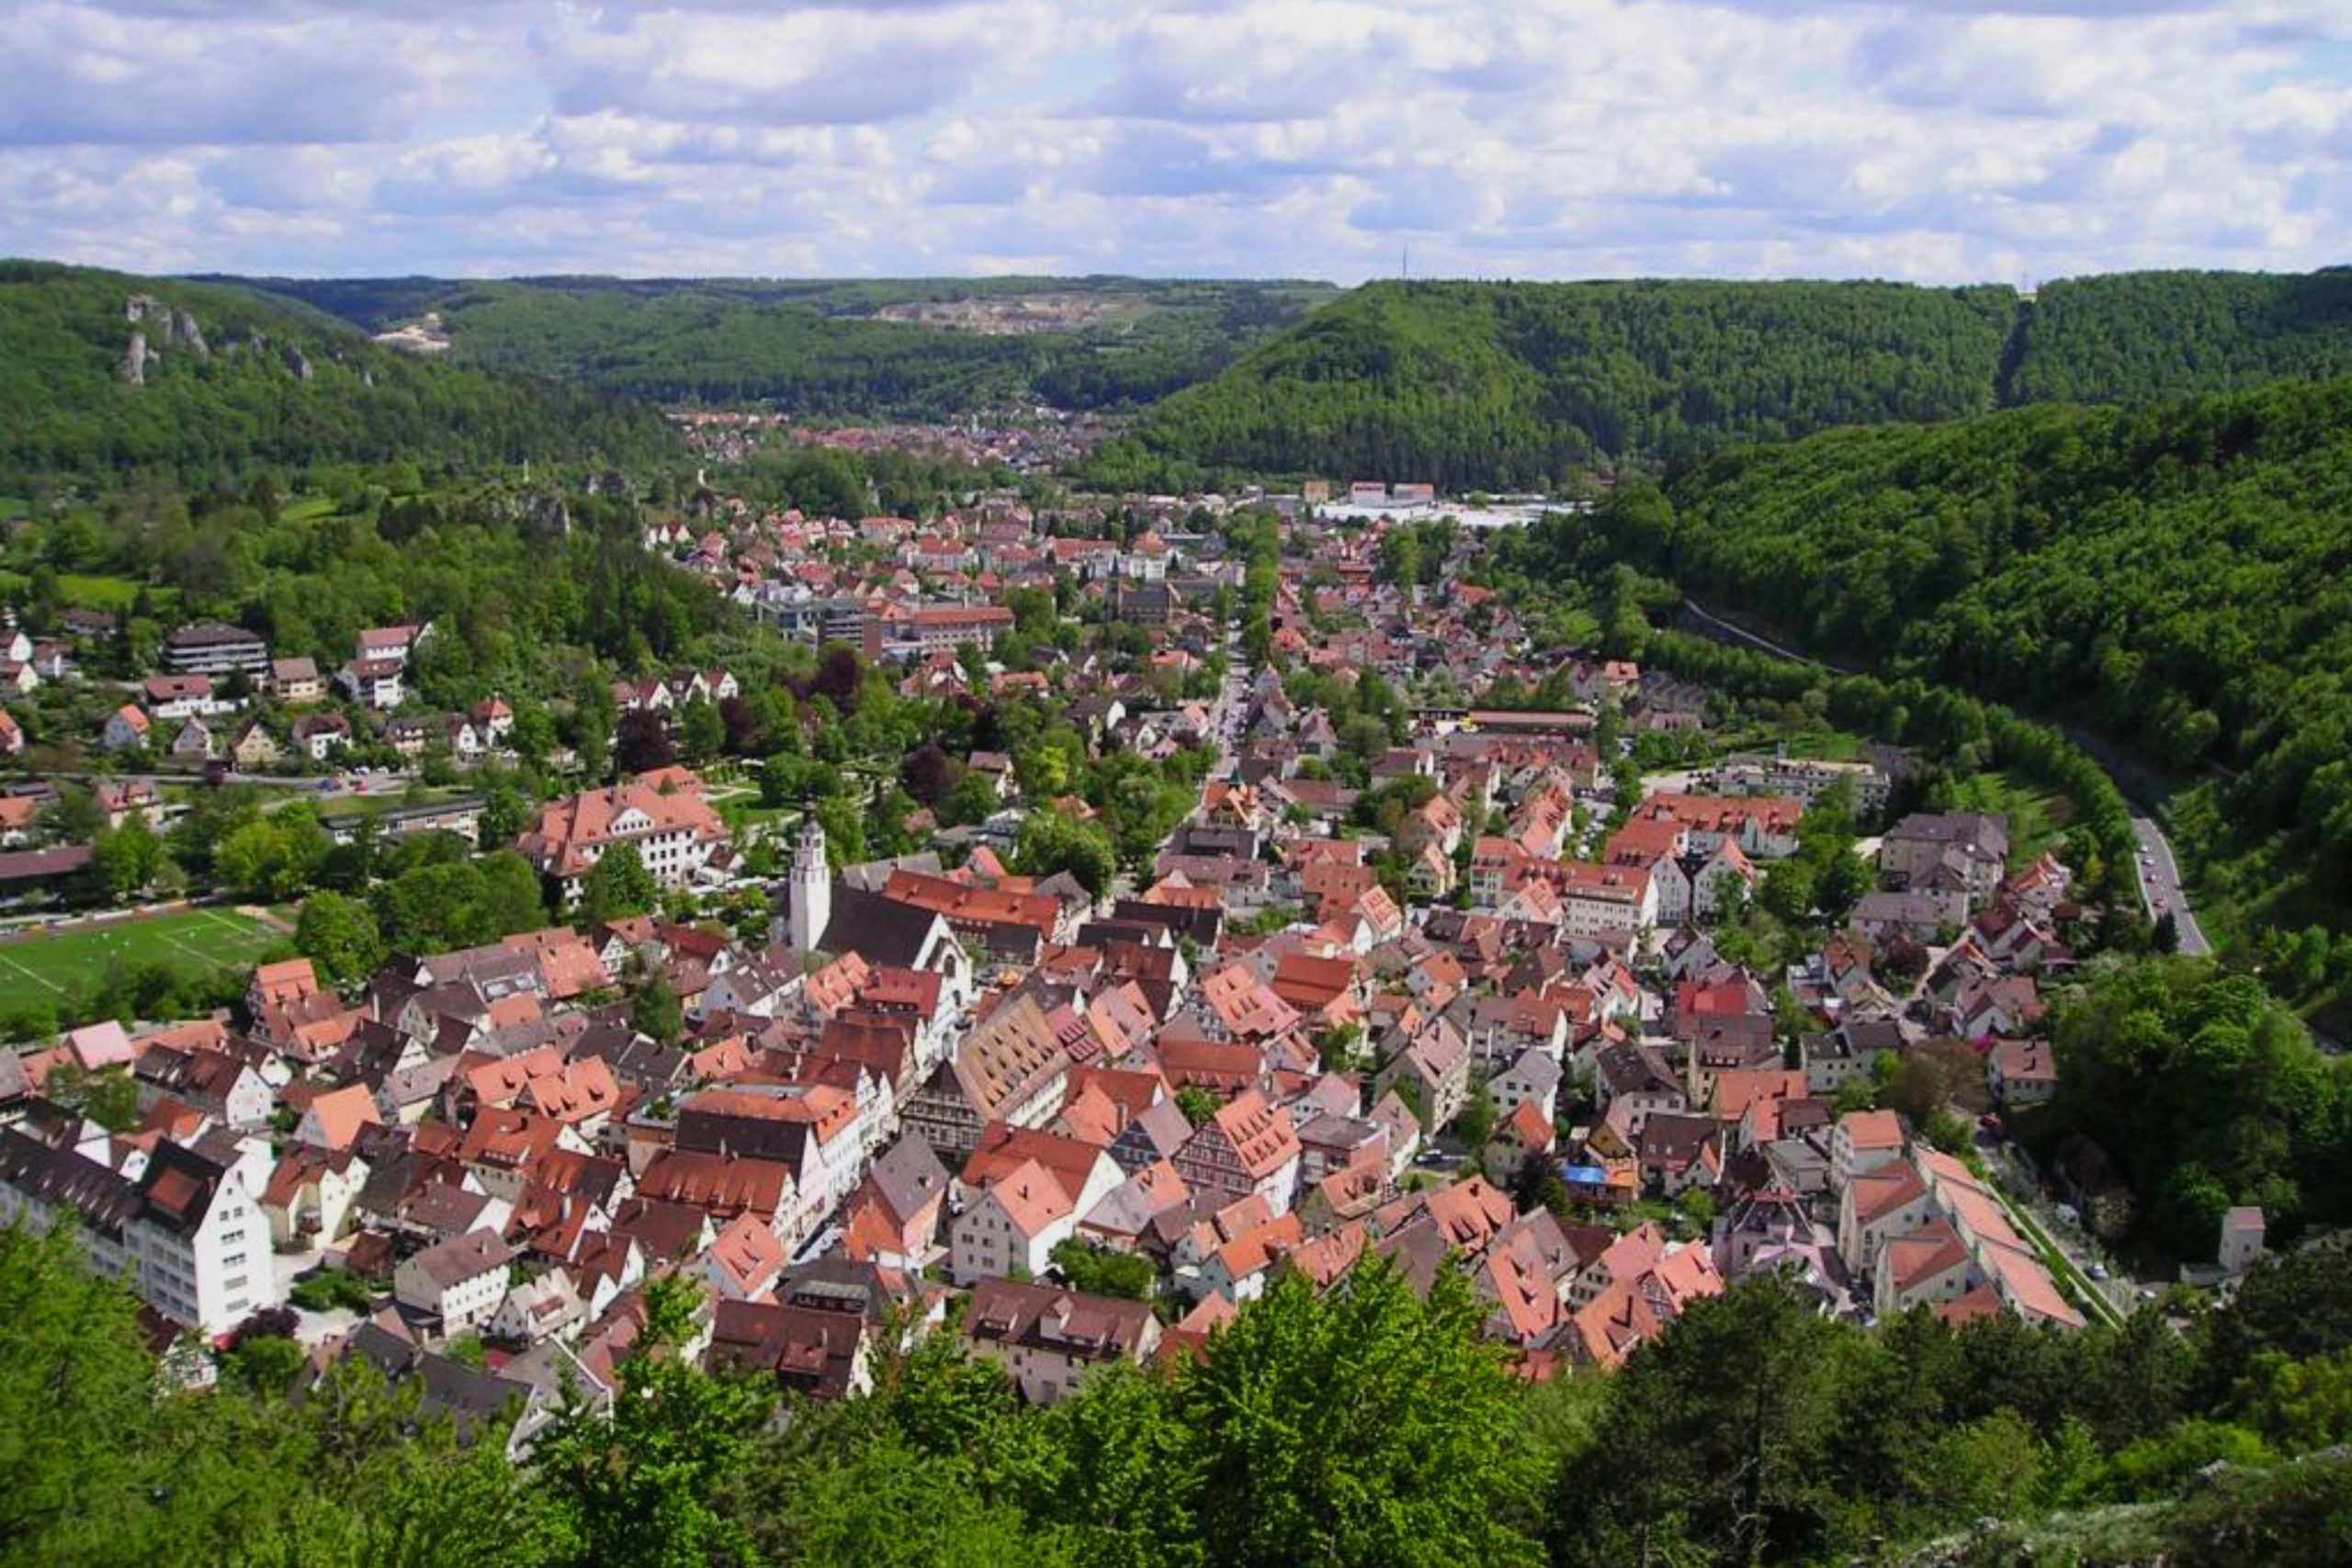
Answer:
[0,908,279,1011]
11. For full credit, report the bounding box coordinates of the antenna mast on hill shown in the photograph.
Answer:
[1401,244,1409,280]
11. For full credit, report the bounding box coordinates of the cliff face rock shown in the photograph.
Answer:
[282,344,313,382]
[122,330,153,386]
[124,295,209,355]
[528,491,572,537]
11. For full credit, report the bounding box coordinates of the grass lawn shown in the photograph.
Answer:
[59,574,152,609]
[0,907,278,1012]
[1941,770,2074,864]
[312,785,470,818]
[715,797,791,834]
[0,570,170,612]
[280,494,339,524]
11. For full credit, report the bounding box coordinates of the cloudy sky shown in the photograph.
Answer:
[3,0,2347,284]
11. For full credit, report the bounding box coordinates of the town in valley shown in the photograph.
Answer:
[6,0,2352,1561]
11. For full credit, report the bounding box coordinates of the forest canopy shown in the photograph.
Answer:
[208,274,1340,416]
[1090,268,2352,489]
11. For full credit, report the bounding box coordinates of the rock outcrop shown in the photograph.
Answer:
[527,491,572,537]
[122,331,153,386]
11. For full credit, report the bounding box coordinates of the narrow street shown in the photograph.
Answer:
[2130,815,2211,956]
[1979,1130,2137,1327]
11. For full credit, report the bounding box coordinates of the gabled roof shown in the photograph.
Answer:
[979,1156,1076,1236]
[405,1227,517,1290]
[1191,1089,1299,1181]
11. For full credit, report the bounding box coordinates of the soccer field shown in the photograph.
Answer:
[0,908,279,1012]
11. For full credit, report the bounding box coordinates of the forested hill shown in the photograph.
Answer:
[1090,268,2352,488]
[202,273,1340,415]
[2002,268,2352,406]
[1540,374,2352,986]
[0,262,676,490]
[1089,278,2021,489]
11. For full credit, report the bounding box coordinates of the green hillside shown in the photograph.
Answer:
[2004,268,2352,406]
[207,273,1340,415]
[1092,268,2352,487]
[1529,375,2352,996]
[1088,277,2020,487]
[0,262,675,488]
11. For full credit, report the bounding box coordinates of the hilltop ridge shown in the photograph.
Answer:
[1090,268,2352,487]
[0,261,675,489]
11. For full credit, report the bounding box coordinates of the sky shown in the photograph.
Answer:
[2,0,2348,285]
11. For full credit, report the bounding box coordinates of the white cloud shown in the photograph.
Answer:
[0,0,2344,282]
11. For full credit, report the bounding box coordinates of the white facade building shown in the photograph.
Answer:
[0,1129,274,1336]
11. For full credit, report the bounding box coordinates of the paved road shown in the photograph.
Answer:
[1678,597,1856,675]
[1210,629,1250,777]
[1979,1131,2135,1327]
[2131,815,2211,955]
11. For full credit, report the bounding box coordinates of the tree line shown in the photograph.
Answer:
[8,1210,2352,1568]
[225,275,1337,418]
[1086,277,2020,490]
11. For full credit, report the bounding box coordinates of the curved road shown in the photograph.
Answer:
[1677,597,2211,954]
[2131,815,2210,956]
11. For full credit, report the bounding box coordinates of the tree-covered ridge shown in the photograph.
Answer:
[1582,378,2352,906]
[2004,269,2352,407]
[0,263,676,490]
[1088,277,2023,487]
[208,274,1340,415]
[1090,267,2352,489]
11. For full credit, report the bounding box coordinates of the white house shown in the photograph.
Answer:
[394,1228,516,1336]
[1490,1047,1563,1124]
[949,1158,1076,1285]
[489,1271,587,1346]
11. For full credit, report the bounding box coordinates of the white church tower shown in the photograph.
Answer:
[786,815,831,953]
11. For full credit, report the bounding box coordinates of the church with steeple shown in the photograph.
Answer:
[768,813,976,1010]
[785,815,831,954]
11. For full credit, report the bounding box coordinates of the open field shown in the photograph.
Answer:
[0,906,277,1011]
[0,570,169,611]
[311,784,470,819]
